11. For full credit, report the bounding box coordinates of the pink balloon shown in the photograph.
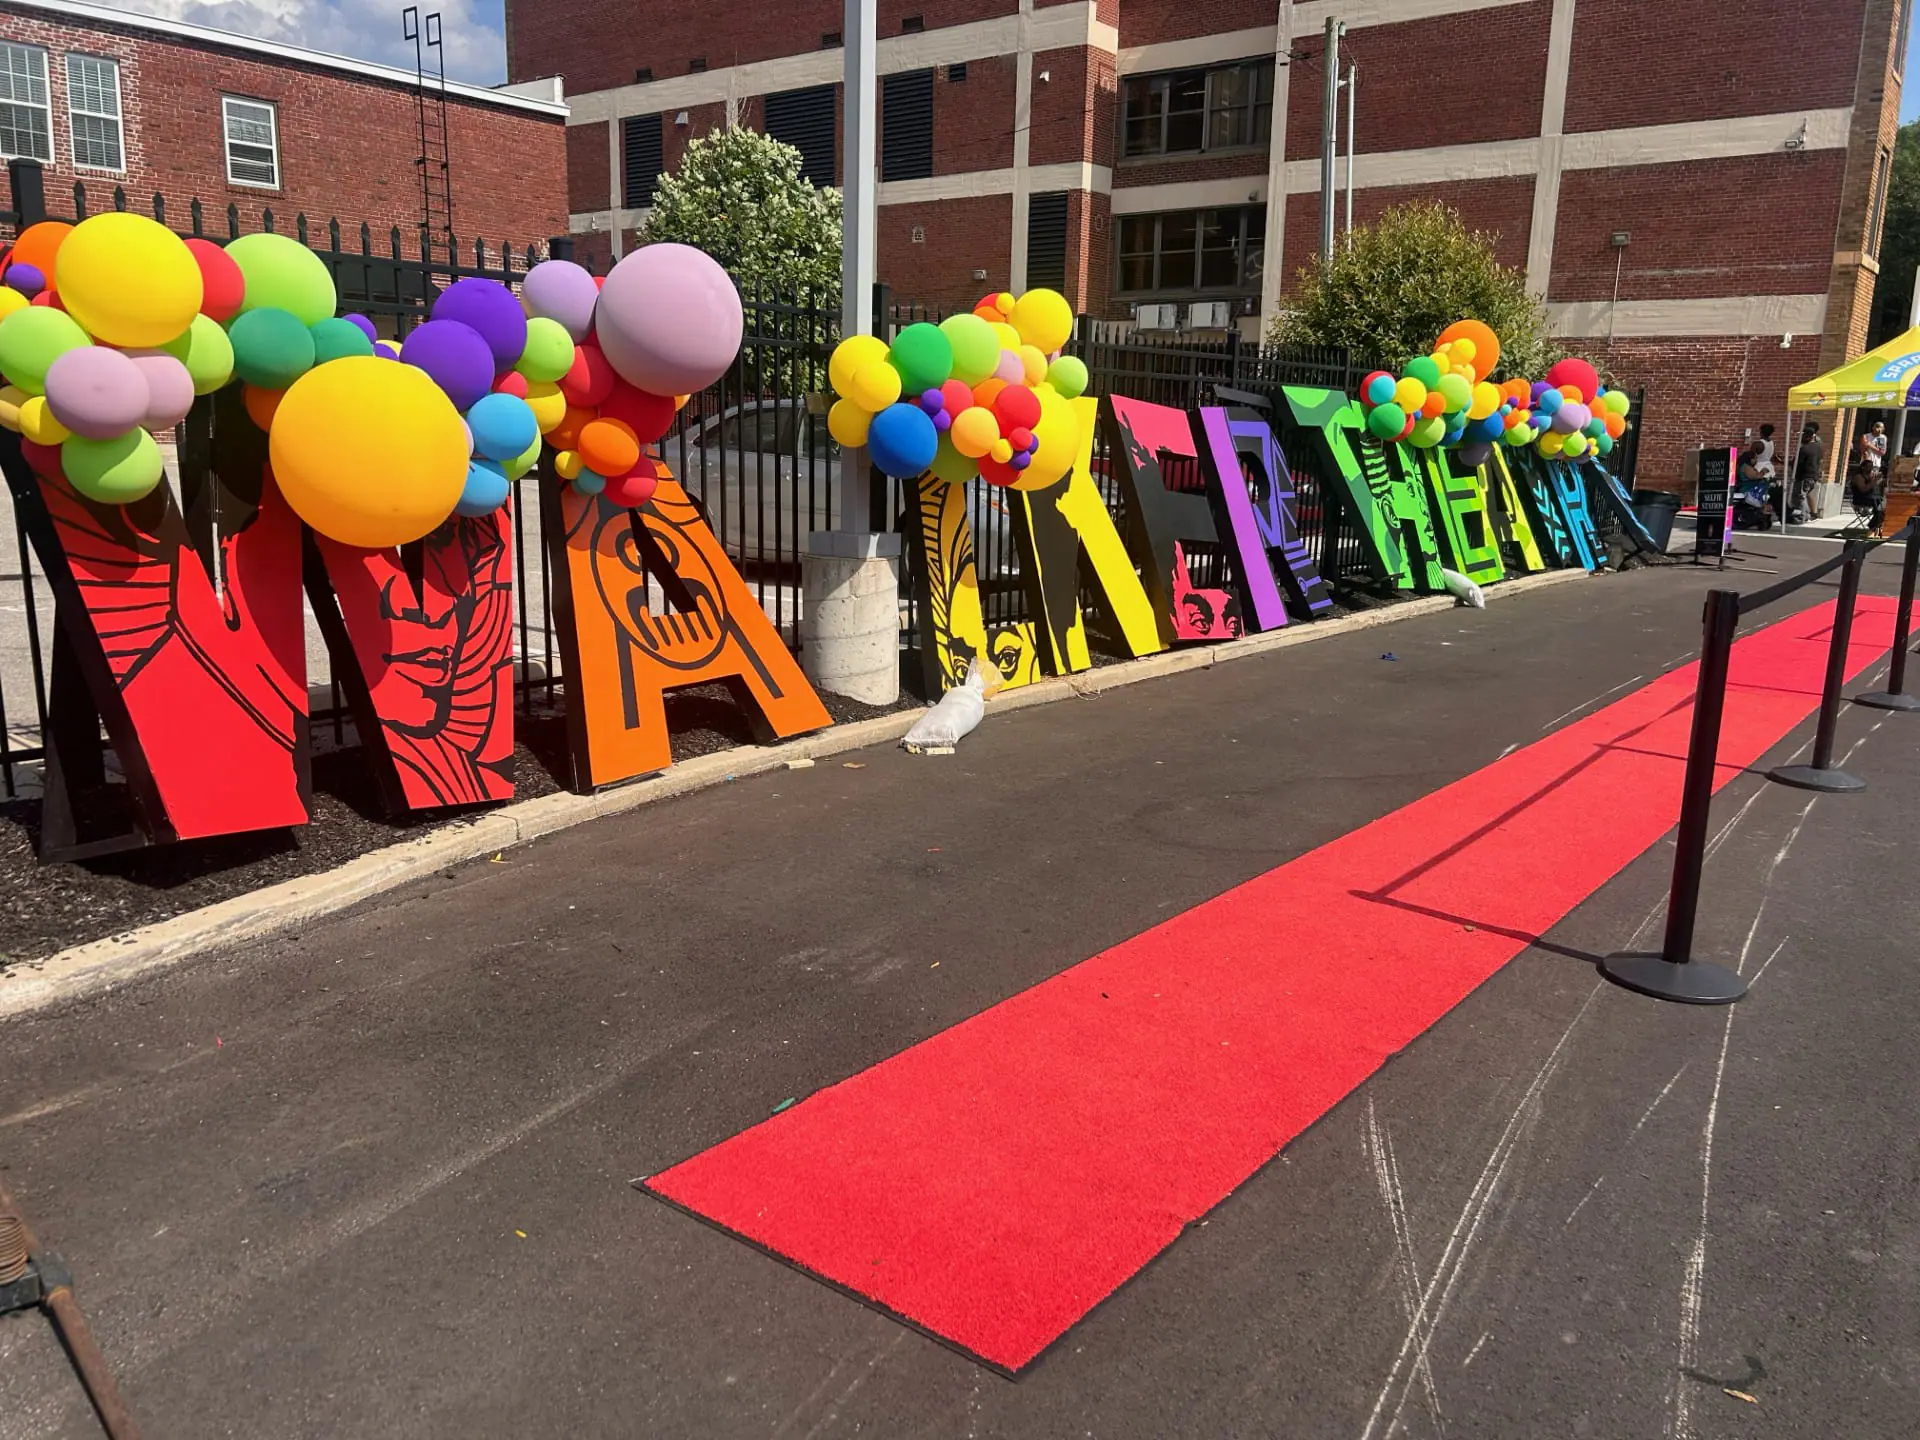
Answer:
[993,348,1026,384]
[127,351,195,431]
[520,258,600,341]
[593,243,743,397]
[1551,401,1591,435]
[44,347,150,440]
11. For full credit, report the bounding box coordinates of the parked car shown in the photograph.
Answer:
[674,399,1017,573]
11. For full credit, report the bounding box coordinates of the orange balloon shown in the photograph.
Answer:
[1420,392,1447,419]
[547,403,595,452]
[9,221,72,281]
[244,384,283,431]
[1558,384,1583,404]
[578,417,640,477]
[1603,413,1626,439]
[972,377,1007,410]
[1436,320,1501,378]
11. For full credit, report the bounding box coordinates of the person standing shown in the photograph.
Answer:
[1791,421,1825,522]
[1860,420,1889,476]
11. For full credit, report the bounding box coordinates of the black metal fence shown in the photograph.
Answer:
[0,164,1647,798]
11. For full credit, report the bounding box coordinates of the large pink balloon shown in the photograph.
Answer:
[593,244,743,398]
[129,350,196,430]
[44,346,150,439]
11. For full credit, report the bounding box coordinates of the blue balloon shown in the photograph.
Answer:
[573,470,607,496]
[1536,388,1563,415]
[467,392,539,462]
[867,402,940,478]
[455,458,510,518]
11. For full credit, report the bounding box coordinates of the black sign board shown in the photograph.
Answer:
[1694,447,1735,561]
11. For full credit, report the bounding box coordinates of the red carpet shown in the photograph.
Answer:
[647,598,1895,1373]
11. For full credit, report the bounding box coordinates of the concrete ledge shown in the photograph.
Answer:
[0,565,1592,1020]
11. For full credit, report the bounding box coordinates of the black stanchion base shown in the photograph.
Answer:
[1854,690,1920,712]
[1768,763,1867,792]
[1600,954,1748,1005]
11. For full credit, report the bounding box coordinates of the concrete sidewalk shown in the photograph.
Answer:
[1,558,1916,1439]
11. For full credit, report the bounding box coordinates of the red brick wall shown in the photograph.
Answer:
[1551,152,1845,303]
[1564,0,1864,133]
[1117,0,1271,50]
[511,0,842,95]
[569,123,608,210]
[881,194,1011,307]
[923,53,1017,174]
[1279,176,1535,296]
[1031,45,1109,169]
[1114,151,1267,191]
[0,7,566,250]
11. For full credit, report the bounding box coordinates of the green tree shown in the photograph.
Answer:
[1270,201,1553,378]
[642,125,841,301]
[1870,119,1920,344]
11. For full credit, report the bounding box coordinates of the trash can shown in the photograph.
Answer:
[1632,488,1682,553]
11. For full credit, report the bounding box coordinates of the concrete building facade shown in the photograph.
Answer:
[517,0,1907,490]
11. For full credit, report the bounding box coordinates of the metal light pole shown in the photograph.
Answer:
[839,0,878,534]
[1319,17,1343,260]
[1343,59,1356,248]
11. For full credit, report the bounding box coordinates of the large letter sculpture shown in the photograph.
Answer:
[1581,459,1658,555]
[1107,394,1288,640]
[1538,456,1605,571]
[907,472,1045,695]
[1195,405,1334,621]
[547,461,832,789]
[1280,387,1407,589]
[1415,449,1505,588]
[1,418,309,858]
[1483,449,1547,573]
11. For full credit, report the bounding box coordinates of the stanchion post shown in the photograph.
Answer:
[1601,589,1748,1005]
[1770,539,1868,792]
[1856,525,1920,711]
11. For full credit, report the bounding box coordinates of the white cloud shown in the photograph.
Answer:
[98,0,509,85]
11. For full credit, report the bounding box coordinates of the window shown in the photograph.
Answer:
[1898,0,1914,78]
[820,31,842,48]
[1869,144,1893,256]
[881,68,934,182]
[1121,60,1273,159]
[765,84,836,188]
[902,15,925,32]
[0,42,51,163]
[947,62,967,83]
[623,113,662,208]
[66,55,122,171]
[1112,206,1266,293]
[688,57,708,73]
[1027,191,1069,291]
[634,66,653,82]
[222,96,279,187]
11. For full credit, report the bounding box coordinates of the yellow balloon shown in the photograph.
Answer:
[950,406,998,459]
[991,322,1022,353]
[827,397,873,447]
[1010,382,1079,491]
[1018,344,1048,386]
[1010,288,1073,354]
[1467,381,1501,421]
[525,379,567,433]
[554,449,583,480]
[268,355,467,549]
[1393,376,1428,413]
[19,393,69,445]
[847,361,901,412]
[1538,430,1566,456]
[829,335,889,398]
[55,212,203,348]
[0,384,23,431]
[0,289,27,323]
[1429,351,1452,377]
[989,438,1013,464]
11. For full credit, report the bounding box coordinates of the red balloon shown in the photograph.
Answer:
[21,438,62,479]
[1395,414,1416,442]
[598,380,676,444]
[185,238,245,323]
[977,454,1020,488]
[1008,426,1034,450]
[561,342,617,408]
[30,289,63,310]
[938,378,972,415]
[606,460,660,509]
[1544,357,1600,406]
[992,383,1041,432]
[493,370,530,398]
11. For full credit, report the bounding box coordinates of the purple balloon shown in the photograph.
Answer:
[44,347,149,440]
[431,278,528,371]
[920,387,944,411]
[400,320,495,411]
[5,262,44,297]
[594,244,743,398]
[519,258,600,341]
[373,340,400,360]
[1010,449,1032,470]
[343,313,378,343]
[128,351,195,431]
[933,409,953,432]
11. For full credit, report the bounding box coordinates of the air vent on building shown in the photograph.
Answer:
[1134,303,1178,331]
[765,84,837,188]
[1186,301,1233,330]
[881,68,934,182]
[634,66,653,82]
[821,30,842,48]
[902,15,925,32]
[911,226,925,244]
[623,113,663,209]
[947,63,967,83]
[1026,191,1069,292]
[688,57,708,72]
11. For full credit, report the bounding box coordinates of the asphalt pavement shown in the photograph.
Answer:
[2,539,1917,1439]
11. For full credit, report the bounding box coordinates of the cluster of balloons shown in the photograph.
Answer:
[1356,320,1631,469]
[826,286,1088,490]
[0,212,746,550]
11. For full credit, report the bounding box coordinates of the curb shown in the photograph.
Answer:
[0,566,1590,1020]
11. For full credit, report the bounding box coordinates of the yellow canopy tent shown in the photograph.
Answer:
[1787,326,1920,410]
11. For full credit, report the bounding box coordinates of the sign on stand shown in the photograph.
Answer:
[1694,446,1735,563]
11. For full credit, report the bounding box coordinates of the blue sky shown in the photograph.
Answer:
[110,1,511,85]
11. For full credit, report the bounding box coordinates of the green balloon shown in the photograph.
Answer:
[161,313,236,394]
[310,316,375,364]
[1410,414,1448,449]
[1404,355,1442,389]
[1502,424,1531,447]
[504,430,543,481]
[1435,372,1472,411]
[226,233,338,327]
[888,322,953,394]
[1366,401,1406,440]
[0,307,91,394]
[1047,354,1089,400]
[515,316,574,384]
[63,428,162,504]
[927,433,978,485]
[1596,433,1615,455]
[229,306,316,390]
[939,313,1000,385]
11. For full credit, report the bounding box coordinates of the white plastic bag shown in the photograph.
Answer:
[903,653,996,753]
[1440,567,1486,609]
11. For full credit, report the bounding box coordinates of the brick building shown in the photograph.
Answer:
[0,0,569,257]
[519,0,1906,491]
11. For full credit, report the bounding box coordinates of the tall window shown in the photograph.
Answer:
[0,42,51,163]
[765,85,836,188]
[1897,0,1914,78]
[66,55,122,171]
[1868,143,1893,256]
[881,68,934,181]
[1115,206,1266,293]
[1121,60,1273,159]
[623,113,663,208]
[223,96,279,188]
